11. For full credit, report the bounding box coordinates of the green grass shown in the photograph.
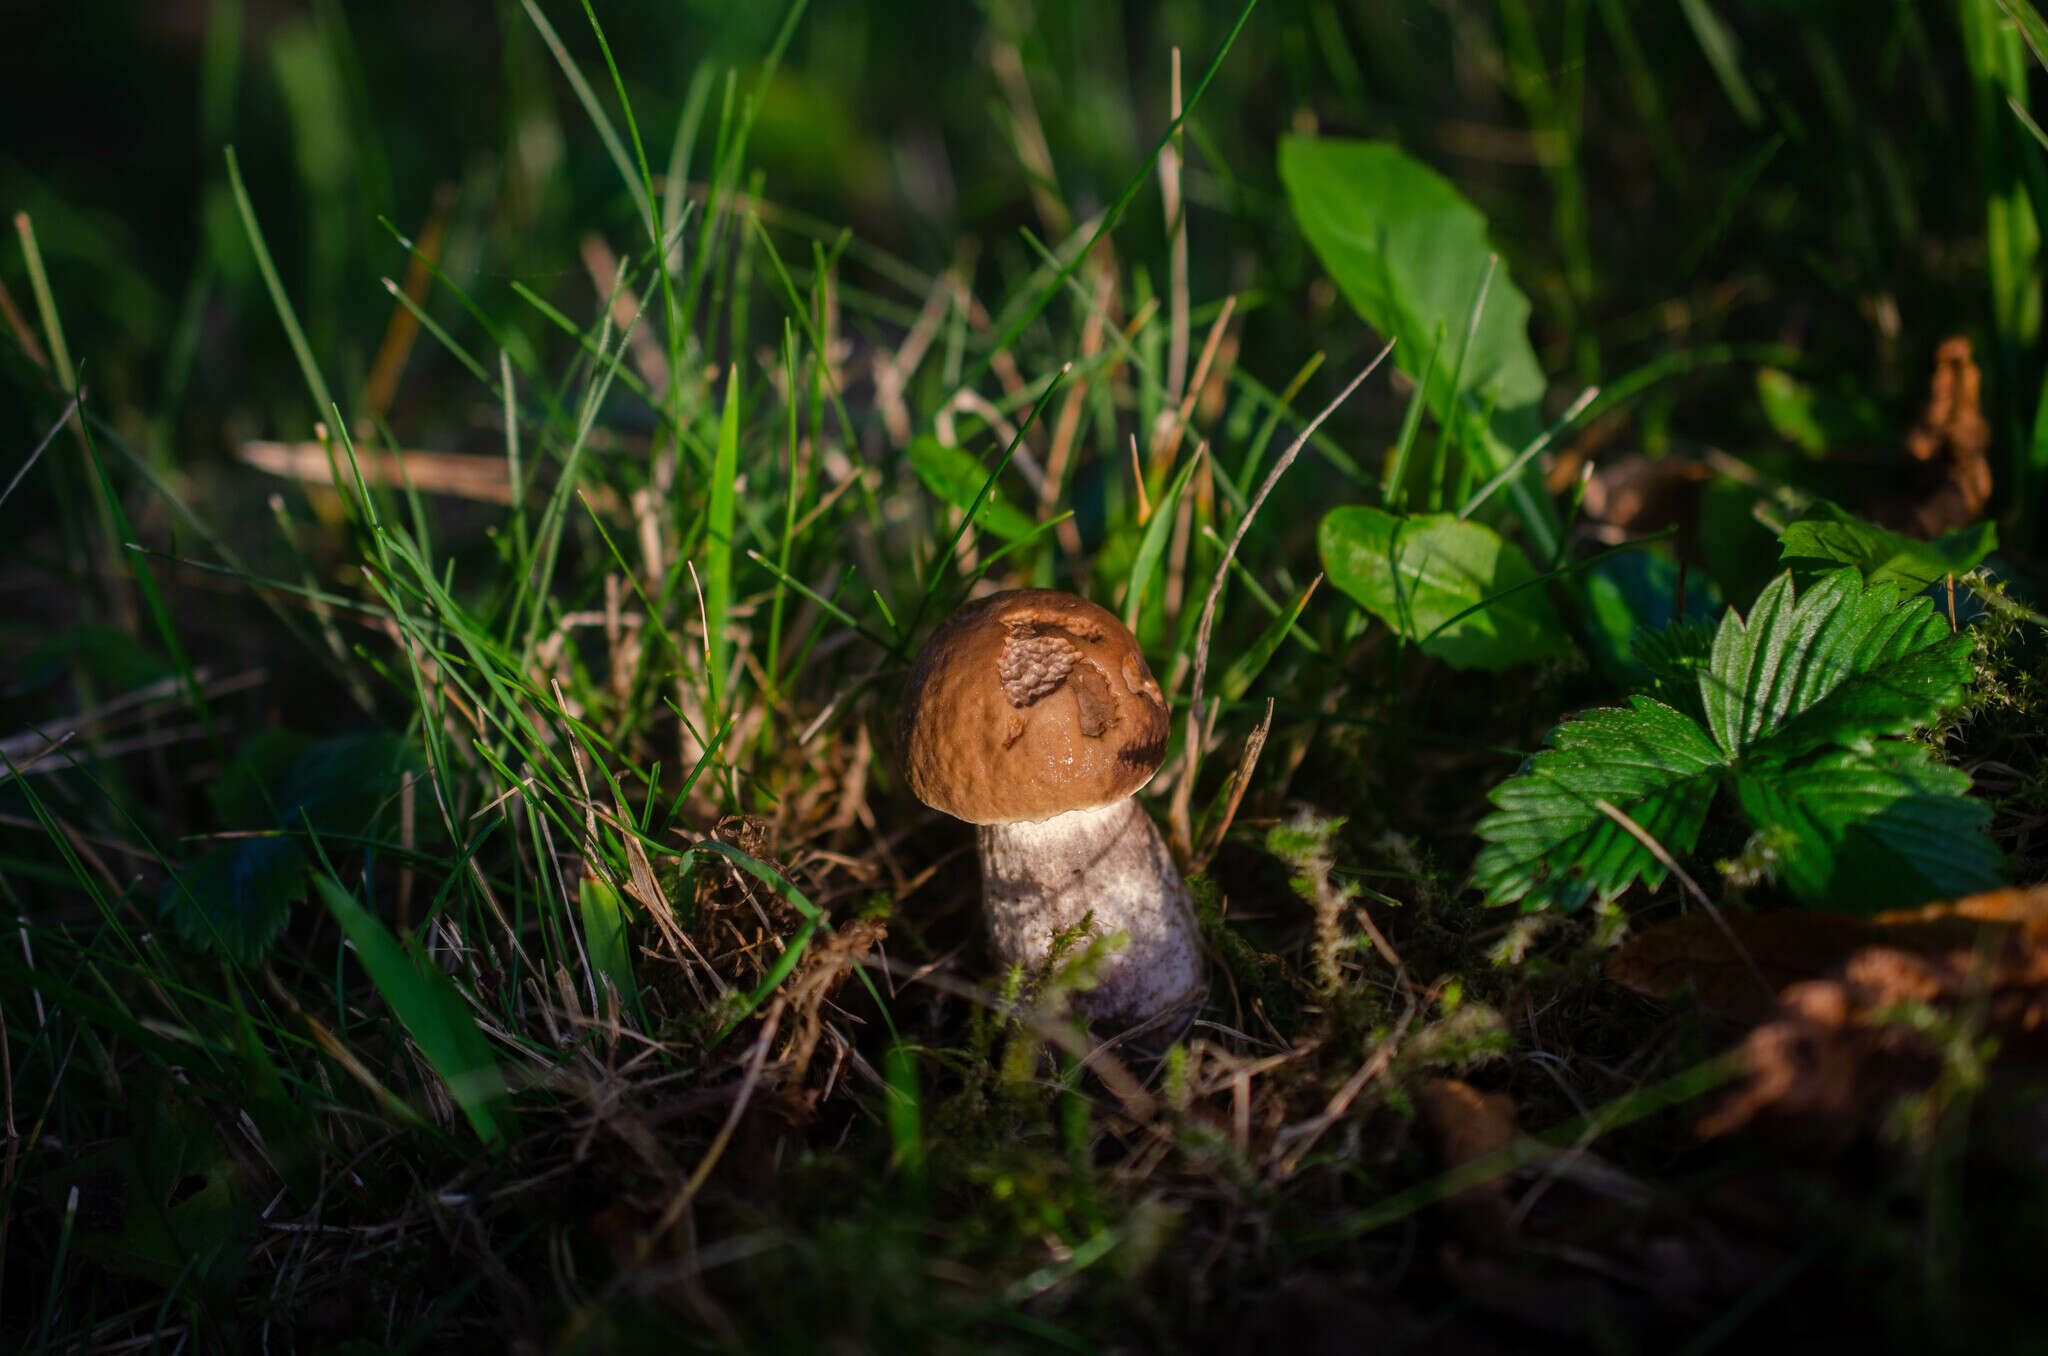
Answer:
[4,2,2048,1352]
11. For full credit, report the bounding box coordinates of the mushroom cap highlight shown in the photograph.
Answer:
[898,590,1171,825]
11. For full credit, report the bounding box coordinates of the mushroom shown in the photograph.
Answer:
[897,589,1204,1027]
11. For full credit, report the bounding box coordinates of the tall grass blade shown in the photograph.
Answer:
[1383,324,1443,512]
[225,146,338,426]
[1122,444,1207,630]
[703,365,741,714]
[312,871,512,1148]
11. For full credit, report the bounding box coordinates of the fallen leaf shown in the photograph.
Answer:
[1609,884,2048,1137]
[1694,976,1943,1138]
[1608,911,1890,1023]
[1889,335,1993,538]
[1577,454,1712,555]
[1417,1078,1519,1239]
[1610,885,2048,1024]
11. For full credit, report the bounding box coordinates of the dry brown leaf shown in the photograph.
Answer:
[1417,1078,1519,1239]
[1610,885,2048,1025]
[1575,454,1712,555]
[1608,911,1889,1023]
[1610,885,2048,1137]
[1892,334,1993,537]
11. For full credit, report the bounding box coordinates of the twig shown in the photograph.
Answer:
[1195,698,1274,869]
[1271,993,1417,1175]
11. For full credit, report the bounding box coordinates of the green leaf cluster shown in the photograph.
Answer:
[1471,568,1999,913]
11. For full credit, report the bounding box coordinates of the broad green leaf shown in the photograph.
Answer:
[1701,569,1973,758]
[1754,369,1888,455]
[1279,135,1553,544]
[908,435,1037,541]
[313,872,510,1148]
[1778,498,1997,593]
[1471,698,1727,912]
[1732,743,2001,910]
[1582,549,1720,692]
[74,1095,252,1289]
[1318,506,1569,669]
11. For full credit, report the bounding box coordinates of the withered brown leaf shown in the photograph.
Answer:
[1609,884,2048,1137]
[1892,335,1993,538]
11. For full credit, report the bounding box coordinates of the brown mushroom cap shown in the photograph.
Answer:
[898,590,1171,824]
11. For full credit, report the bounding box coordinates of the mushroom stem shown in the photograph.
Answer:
[977,798,1204,1026]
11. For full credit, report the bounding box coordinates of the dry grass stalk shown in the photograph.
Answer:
[580,232,671,399]
[361,182,455,427]
[989,39,1070,240]
[242,440,521,505]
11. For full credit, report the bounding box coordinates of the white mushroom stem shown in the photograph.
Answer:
[976,797,1204,1027]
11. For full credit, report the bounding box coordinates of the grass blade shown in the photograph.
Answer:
[1122,443,1207,630]
[1220,573,1322,703]
[577,871,639,1013]
[703,365,741,715]
[1382,323,1443,511]
[225,146,337,426]
[311,871,511,1148]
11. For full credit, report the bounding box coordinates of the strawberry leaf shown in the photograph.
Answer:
[1701,568,1972,757]
[1470,697,1726,912]
[1473,569,1997,913]
[1732,743,2001,908]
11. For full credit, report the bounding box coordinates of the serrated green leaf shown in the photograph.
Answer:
[313,872,510,1147]
[1701,569,1973,758]
[1631,620,1717,725]
[908,436,1037,542]
[1318,506,1569,670]
[1732,743,2001,910]
[1778,498,1997,593]
[1473,566,1990,914]
[161,837,304,966]
[1471,697,1727,912]
[273,733,425,833]
[167,732,423,965]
